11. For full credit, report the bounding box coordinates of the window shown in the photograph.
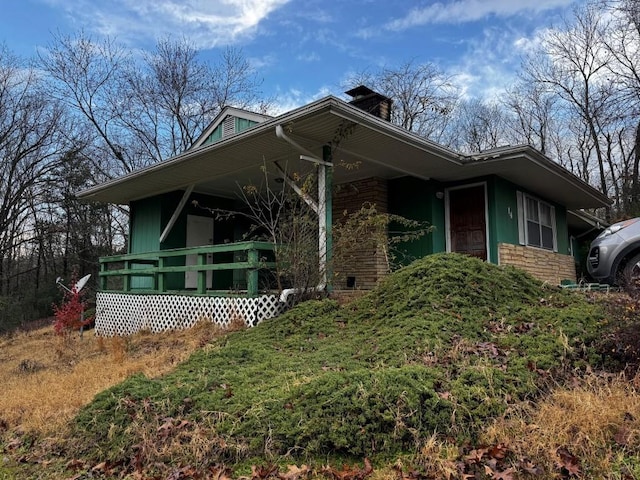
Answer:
[517,192,556,250]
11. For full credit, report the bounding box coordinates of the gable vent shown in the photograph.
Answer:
[223,116,235,137]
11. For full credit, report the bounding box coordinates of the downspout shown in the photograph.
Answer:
[275,125,319,160]
[275,125,333,303]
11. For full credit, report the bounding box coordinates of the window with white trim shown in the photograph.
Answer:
[517,192,557,251]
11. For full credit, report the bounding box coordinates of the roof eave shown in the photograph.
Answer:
[463,145,611,209]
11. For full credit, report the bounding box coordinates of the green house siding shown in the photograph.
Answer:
[129,198,160,253]
[129,191,243,290]
[555,208,570,255]
[388,177,446,266]
[236,118,258,132]
[487,177,519,263]
[129,197,161,288]
[488,176,570,255]
[203,125,223,145]
[388,175,572,268]
[201,118,258,147]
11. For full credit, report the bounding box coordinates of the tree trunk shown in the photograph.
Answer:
[631,119,640,213]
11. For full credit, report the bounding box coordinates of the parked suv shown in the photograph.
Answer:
[587,217,640,286]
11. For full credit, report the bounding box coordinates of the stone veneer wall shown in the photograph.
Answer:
[498,243,576,284]
[332,177,389,290]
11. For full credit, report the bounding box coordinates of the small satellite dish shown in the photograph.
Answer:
[74,274,91,293]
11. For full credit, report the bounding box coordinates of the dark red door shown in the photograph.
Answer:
[449,186,487,260]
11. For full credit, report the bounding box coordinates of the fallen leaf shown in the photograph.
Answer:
[556,447,581,476]
[91,462,106,472]
[322,458,373,480]
[519,458,543,476]
[65,459,85,471]
[210,466,234,480]
[251,463,278,480]
[494,467,515,480]
[614,426,631,446]
[487,443,508,460]
[278,464,310,480]
[5,438,21,450]
[464,447,488,463]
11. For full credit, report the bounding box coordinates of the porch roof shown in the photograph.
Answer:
[78,95,610,210]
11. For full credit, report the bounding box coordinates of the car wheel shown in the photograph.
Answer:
[621,252,640,290]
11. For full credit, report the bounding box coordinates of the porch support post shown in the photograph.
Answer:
[320,145,333,292]
[159,184,194,244]
[197,253,206,294]
[123,260,131,292]
[158,257,166,293]
[247,248,259,296]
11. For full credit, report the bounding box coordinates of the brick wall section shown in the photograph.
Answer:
[498,243,576,284]
[332,177,389,290]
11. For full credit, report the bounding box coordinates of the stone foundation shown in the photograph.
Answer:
[498,243,576,284]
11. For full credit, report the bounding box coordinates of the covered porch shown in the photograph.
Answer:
[99,241,277,296]
[95,241,285,335]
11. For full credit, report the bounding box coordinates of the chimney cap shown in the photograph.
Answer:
[345,85,391,101]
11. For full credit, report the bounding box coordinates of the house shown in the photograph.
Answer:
[78,86,610,335]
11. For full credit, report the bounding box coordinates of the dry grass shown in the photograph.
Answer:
[0,319,240,436]
[482,373,640,478]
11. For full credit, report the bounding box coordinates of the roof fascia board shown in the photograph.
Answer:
[465,147,611,207]
[327,102,463,164]
[78,95,610,211]
[568,209,608,229]
[77,97,353,200]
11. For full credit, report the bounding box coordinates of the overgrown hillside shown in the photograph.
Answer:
[67,253,607,475]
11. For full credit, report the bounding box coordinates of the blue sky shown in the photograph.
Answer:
[0,0,581,111]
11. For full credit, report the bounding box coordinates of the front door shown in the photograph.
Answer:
[448,185,487,260]
[185,215,214,289]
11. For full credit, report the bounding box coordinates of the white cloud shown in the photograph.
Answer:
[42,0,291,48]
[385,0,574,31]
[249,53,277,70]
[270,85,332,114]
[446,27,527,100]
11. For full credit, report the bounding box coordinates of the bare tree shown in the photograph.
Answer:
[523,3,615,210]
[448,98,509,153]
[346,59,459,142]
[0,45,67,296]
[38,32,136,174]
[600,0,640,214]
[121,40,267,159]
[503,80,560,155]
[40,33,268,172]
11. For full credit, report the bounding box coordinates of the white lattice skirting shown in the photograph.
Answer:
[95,292,285,336]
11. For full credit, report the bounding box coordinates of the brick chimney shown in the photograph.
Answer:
[345,85,393,121]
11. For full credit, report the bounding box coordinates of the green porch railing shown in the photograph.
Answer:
[99,241,277,297]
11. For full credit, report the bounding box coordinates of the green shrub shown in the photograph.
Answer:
[71,253,606,468]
